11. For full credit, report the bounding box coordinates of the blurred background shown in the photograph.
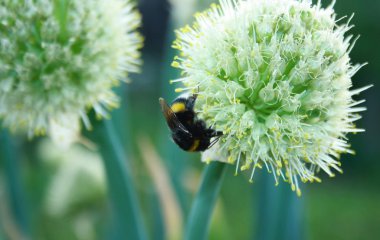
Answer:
[0,0,379,239]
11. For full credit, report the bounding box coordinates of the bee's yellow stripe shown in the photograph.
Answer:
[188,139,200,152]
[171,102,186,113]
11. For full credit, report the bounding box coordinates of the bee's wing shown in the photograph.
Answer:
[159,98,192,136]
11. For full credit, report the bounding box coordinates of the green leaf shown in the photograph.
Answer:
[90,120,147,240]
[0,130,30,239]
[185,162,227,240]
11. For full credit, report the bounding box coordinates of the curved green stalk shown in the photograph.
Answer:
[0,130,30,239]
[184,162,227,240]
[93,120,147,240]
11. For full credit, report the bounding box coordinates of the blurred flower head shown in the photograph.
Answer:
[171,0,370,195]
[0,0,143,142]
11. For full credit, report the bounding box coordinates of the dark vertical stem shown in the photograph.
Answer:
[0,130,30,239]
[184,162,227,240]
[93,120,147,240]
[159,19,192,218]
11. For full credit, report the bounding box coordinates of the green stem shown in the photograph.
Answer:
[94,120,147,240]
[184,162,227,240]
[254,172,305,240]
[149,187,165,240]
[0,130,30,239]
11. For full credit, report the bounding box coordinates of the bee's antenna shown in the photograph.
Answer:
[192,86,199,99]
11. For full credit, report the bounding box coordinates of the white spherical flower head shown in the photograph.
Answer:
[0,0,142,139]
[171,0,370,195]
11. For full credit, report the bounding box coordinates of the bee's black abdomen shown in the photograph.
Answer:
[171,129,194,151]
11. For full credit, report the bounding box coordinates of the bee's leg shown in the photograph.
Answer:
[207,135,222,149]
[205,130,219,138]
[206,127,223,137]
[185,94,197,111]
[215,131,223,136]
[193,89,198,100]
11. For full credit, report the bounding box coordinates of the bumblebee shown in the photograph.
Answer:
[159,93,223,152]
